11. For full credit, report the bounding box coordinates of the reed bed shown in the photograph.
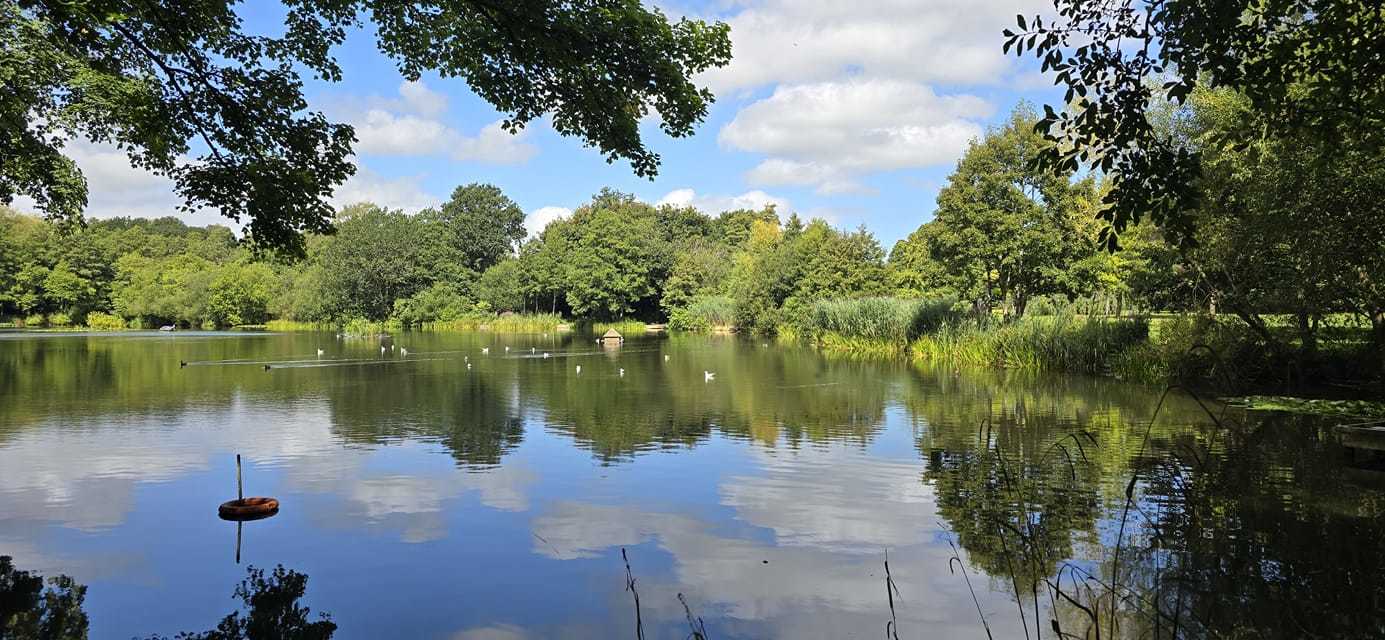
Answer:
[264,319,334,332]
[591,319,649,336]
[910,314,1150,374]
[424,313,565,334]
[804,296,961,354]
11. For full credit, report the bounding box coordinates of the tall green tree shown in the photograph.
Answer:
[729,217,889,332]
[887,222,953,299]
[206,262,277,326]
[927,105,1096,317]
[554,195,666,319]
[1,0,731,251]
[315,204,434,320]
[422,184,526,276]
[1155,87,1385,358]
[475,259,524,314]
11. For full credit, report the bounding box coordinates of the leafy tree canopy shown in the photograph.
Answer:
[0,0,731,252]
[421,183,526,275]
[926,104,1098,317]
[1005,0,1385,249]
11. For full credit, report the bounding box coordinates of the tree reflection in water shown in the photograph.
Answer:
[0,557,334,640]
[0,556,87,640]
[919,383,1385,640]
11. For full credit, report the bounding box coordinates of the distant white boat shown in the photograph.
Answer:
[159,325,175,332]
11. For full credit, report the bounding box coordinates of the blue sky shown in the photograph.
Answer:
[33,0,1057,249]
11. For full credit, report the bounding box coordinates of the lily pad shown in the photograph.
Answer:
[1222,395,1385,419]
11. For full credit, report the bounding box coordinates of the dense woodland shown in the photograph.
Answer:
[2,97,1382,385]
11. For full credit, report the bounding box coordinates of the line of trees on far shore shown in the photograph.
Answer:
[3,99,1382,368]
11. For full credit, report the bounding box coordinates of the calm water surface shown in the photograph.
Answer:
[1,331,1382,638]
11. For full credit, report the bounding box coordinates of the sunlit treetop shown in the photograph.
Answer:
[1005,0,1385,250]
[0,0,732,253]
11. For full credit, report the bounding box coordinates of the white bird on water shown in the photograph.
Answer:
[316,348,324,357]
[542,352,551,359]
[530,347,536,354]
[481,347,489,355]
[575,365,582,374]
[619,368,625,377]
[401,347,408,356]
[664,354,670,362]
[467,363,472,370]
[704,371,716,382]
[504,346,510,353]
[380,346,386,355]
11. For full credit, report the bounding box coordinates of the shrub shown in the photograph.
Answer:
[22,314,45,327]
[48,312,72,327]
[86,312,126,331]
[392,283,470,327]
[668,296,737,332]
[1116,314,1274,387]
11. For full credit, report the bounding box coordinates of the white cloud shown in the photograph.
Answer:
[353,110,456,156]
[524,206,571,238]
[699,0,1048,94]
[742,160,870,196]
[352,80,450,117]
[331,166,440,212]
[353,112,537,164]
[452,121,538,164]
[397,80,449,117]
[656,188,790,214]
[10,139,225,227]
[720,79,989,194]
[345,81,537,164]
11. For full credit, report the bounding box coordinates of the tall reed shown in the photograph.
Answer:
[807,296,960,354]
[591,319,649,336]
[424,313,564,334]
[910,314,1149,374]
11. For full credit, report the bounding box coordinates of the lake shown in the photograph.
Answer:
[1,330,1382,639]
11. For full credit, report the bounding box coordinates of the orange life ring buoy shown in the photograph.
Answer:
[218,497,280,521]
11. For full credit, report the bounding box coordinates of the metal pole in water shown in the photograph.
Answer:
[236,454,243,503]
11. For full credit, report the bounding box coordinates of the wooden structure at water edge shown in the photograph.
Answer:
[601,328,624,348]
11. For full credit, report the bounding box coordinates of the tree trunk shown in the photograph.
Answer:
[1371,310,1385,368]
[1296,311,1318,361]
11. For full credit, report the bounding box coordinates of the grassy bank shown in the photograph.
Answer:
[795,298,1381,391]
